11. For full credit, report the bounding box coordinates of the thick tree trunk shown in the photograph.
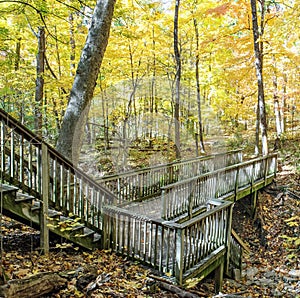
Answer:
[34,27,45,138]
[56,0,116,164]
[250,0,268,156]
[173,0,181,159]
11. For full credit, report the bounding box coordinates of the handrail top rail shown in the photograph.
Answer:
[0,108,117,199]
[103,198,232,229]
[161,152,277,191]
[98,149,243,181]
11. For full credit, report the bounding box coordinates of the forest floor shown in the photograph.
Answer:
[0,146,299,297]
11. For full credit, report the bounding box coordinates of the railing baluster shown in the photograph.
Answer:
[0,120,6,176]
[10,130,15,180]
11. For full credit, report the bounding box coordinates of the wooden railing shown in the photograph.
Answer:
[102,198,233,285]
[229,229,250,278]
[160,153,277,220]
[99,150,242,204]
[0,108,116,231]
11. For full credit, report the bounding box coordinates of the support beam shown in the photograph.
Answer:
[214,259,224,294]
[251,190,258,219]
[41,143,49,254]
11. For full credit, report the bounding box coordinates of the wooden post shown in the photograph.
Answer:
[175,228,184,285]
[251,190,258,219]
[215,259,224,293]
[234,166,239,202]
[41,143,49,254]
[264,155,268,186]
[225,203,233,276]
[161,189,167,219]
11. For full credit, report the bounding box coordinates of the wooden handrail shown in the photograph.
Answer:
[99,149,243,203]
[102,198,233,284]
[161,153,277,191]
[0,108,117,232]
[100,149,242,180]
[160,153,277,220]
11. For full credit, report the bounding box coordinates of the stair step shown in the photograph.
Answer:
[15,193,35,203]
[0,184,18,194]
[81,227,95,238]
[48,210,63,220]
[72,224,85,233]
[93,233,101,243]
[31,201,41,212]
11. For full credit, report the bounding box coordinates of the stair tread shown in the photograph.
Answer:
[15,193,35,202]
[81,228,95,238]
[31,201,41,211]
[0,184,18,194]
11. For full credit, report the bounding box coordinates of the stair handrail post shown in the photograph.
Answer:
[175,226,184,285]
[161,188,167,219]
[41,142,49,254]
[225,202,233,276]
[264,155,269,185]
[234,165,240,202]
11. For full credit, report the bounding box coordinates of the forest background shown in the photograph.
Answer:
[0,0,299,175]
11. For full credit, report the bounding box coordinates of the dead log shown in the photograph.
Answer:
[157,281,201,297]
[0,272,67,298]
[149,275,201,298]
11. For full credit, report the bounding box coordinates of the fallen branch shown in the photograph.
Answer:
[149,274,201,298]
[0,272,67,298]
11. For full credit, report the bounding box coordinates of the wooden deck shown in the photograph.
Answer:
[0,107,277,292]
[117,153,276,221]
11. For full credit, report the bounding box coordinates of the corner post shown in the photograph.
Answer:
[175,227,184,285]
[251,190,258,219]
[225,202,233,276]
[41,143,49,254]
[215,258,224,294]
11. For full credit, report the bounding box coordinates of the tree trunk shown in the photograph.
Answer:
[250,0,268,156]
[193,18,205,154]
[34,26,45,138]
[173,0,181,160]
[69,12,76,76]
[281,72,287,134]
[56,0,116,165]
[272,57,282,138]
[14,37,21,71]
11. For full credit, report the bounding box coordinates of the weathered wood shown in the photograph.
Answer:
[0,272,67,298]
[157,280,200,298]
[99,150,243,203]
[214,260,224,294]
[0,108,116,249]
[41,143,49,254]
[160,153,277,220]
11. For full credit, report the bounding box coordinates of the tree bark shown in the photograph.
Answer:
[14,37,21,71]
[0,272,67,298]
[193,18,205,154]
[173,0,181,159]
[56,0,116,164]
[272,56,282,139]
[250,0,268,156]
[34,26,45,138]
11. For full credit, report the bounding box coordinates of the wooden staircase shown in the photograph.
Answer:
[0,108,117,251]
[0,184,101,250]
